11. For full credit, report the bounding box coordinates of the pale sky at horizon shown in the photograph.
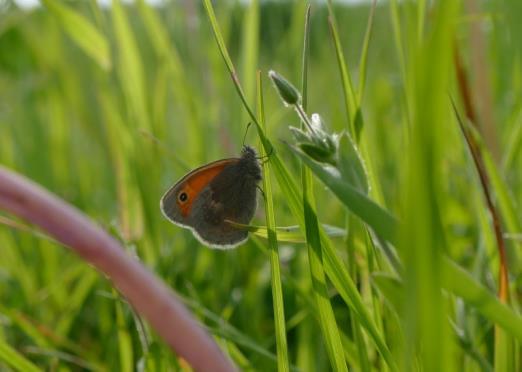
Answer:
[13,0,371,10]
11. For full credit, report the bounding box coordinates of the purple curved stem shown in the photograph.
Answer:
[0,166,236,372]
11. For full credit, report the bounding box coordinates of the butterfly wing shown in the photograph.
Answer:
[160,158,239,228]
[161,149,261,249]
[188,154,260,248]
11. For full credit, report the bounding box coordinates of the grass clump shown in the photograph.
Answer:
[1,1,521,371]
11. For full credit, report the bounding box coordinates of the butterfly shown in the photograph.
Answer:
[160,146,262,249]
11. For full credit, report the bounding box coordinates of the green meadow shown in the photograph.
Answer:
[1,0,521,370]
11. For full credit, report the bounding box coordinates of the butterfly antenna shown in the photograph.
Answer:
[242,122,253,148]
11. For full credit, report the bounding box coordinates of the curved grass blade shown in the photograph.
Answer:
[357,0,378,104]
[300,7,347,371]
[202,2,396,370]
[182,297,292,369]
[303,197,348,372]
[290,123,522,344]
[42,0,111,70]
[326,1,356,135]
[0,339,40,372]
[288,144,398,245]
[468,120,521,254]
[371,273,404,315]
[443,258,522,341]
[112,0,149,131]
[257,71,289,372]
[226,221,346,243]
[115,290,134,372]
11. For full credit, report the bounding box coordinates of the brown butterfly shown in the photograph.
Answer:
[160,146,262,249]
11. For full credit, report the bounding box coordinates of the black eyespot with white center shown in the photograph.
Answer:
[178,192,188,203]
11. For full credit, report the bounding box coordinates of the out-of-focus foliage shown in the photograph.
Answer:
[0,0,521,370]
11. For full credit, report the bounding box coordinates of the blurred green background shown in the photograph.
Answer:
[0,0,521,371]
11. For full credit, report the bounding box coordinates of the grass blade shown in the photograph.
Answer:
[443,258,522,341]
[257,71,289,371]
[303,197,348,372]
[288,144,398,245]
[115,291,134,372]
[226,221,346,243]
[0,339,40,372]
[202,2,396,370]
[399,2,459,370]
[42,0,111,70]
[357,0,377,104]
[301,6,347,371]
[112,0,149,131]
[326,0,357,135]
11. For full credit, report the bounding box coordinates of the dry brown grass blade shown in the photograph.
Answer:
[453,48,508,302]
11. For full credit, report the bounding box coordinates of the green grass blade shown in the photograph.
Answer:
[320,234,397,372]
[226,221,346,243]
[182,297,287,368]
[326,0,357,135]
[451,98,517,371]
[241,0,260,119]
[98,90,145,245]
[357,0,377,104]
[202,2,396,369]
[42,0,111,70]
[373,262,522,344]
[389,0,410,123]
[371,273,404,315]
[347,219,371,372]
[301,7,347,371]
[136,0,204,161]
[502,105,522,171]
[203,0,254,119]
[301,5,310,110]
[475,129,521,250]
[0,339,40,372]
[399,1,458,370]
[443,258,522,341]
[257,72,289,372]
[115,290,134,372]
[112,0,150,131]
[3,2,521,370]
[55,269,99,336]
[288,144,398,244]
[471,123,517,372]
[0,303,93,362]
[303,197,348,372]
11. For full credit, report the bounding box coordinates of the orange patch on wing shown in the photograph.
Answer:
[176,159,237,217]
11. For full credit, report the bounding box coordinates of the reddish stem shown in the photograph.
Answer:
[0,166,236,372]
[453,48,509,302]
